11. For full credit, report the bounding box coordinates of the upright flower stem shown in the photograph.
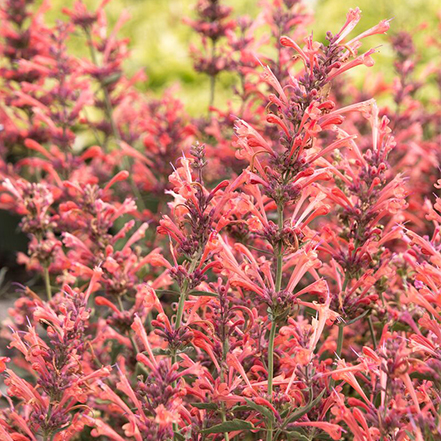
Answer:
[275,205,284,292]
[209,75,216,110]
[172,257,199,439]
[330,277,348,388]
[275,246,283,292]
[337,276,349,359]
[117,295,140,354]
[174,289,187,335]
[44,266,52,301]
[84,29,118,140]
[221,326,230,441]
[329,323,345,391]
[36,231,52,301]
[267,205,284,441]
[175,258,198,330]
[266,316,277,441]
[336,322,344,359]
[221,410,230,441]
[84,27,146,213]
[267,320,277,401]
[208,38,216,110]
[368,316,377,349]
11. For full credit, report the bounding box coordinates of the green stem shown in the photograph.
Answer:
[275,248,283,292]
[275,205,284,292]
[342,276,349,292]
[336,322,344,359]
[174,287,187,330]
[44,266,52,301]
[368,316,377,350]
[209,74,216,110]
[84,28,146,212]
[329,276,349,389]
[330,323,345,390]
[174,258,199,331]
[266,320,277,441]
[118,295,140,353]
[337,277,349,357]
[129,334,140,355]
[85,30,116,136]
[208,38,216,110]
[267,205,284,441]
[85,29,116,138]
[172,257,199,439]
[222,335,229,378]
[221,336,230,441]
[117,295,124,311]
[267,320,277,399]
[221,407,230,441]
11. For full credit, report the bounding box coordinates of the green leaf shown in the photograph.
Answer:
[156,289,180,296]
[201,419,254,434]
[285,430,310,441]
[188,290,218,297]
[191,402,218,410]
[152,348,171,355]
[283,389,325,426]
[233,405,265,425]
[109,339,125,364]
[404,430,416,440]
[243,398,275,423]
[174,433,185,441]
[346,309,370,325]
[102,72,122,86]
[51,423,72,436]
[390,321,410,332]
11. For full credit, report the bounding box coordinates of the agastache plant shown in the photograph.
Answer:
[185,0,235,108]
[225,8,393,439]
[0,1,441,440]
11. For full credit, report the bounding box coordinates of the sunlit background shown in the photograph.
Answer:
[38,0,441,111]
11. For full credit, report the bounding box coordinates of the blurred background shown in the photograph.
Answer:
[40,0,441,113]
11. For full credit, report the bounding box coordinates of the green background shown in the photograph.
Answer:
[41,0,441,112]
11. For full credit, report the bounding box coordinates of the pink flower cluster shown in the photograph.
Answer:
[0,1,440,440]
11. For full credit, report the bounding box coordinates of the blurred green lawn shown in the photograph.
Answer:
[42,0,440,113]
